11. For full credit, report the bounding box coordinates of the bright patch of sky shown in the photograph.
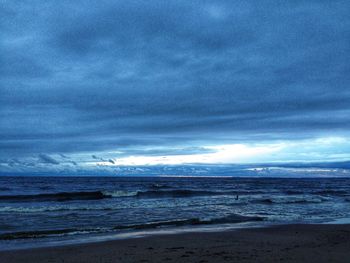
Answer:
[92,137,350,166]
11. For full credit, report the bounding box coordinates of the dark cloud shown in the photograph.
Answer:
[38,154,60,165]
[7,158,35,168]
[92,155,115,164]
[1,0,350,170]
[59,154,69,159]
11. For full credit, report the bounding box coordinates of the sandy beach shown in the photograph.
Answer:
[1,224,349,263]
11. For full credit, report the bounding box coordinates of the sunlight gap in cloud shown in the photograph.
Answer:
[95,143,285,166]
[93,137,349,166]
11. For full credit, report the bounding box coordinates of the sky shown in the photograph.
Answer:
[1,0,350,175]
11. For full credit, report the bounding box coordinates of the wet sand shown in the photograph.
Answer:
[1,224,350,263]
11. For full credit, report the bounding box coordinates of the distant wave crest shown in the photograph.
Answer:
[0,205,115,213]
[253,196,328,204]
[133,189,262,198]
[2,188,345,204]
[0,189,258,202]
[313,190,349,196]
[0,191,110,202]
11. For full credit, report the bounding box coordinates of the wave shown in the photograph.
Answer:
[102,190,139,198]
[0,191,111,202]
[0,187,11,191]
[0,228,108,240]
[115,214,263,230]
[0,189,271,203]
[38,186,54,190]
[313,190,349,196]
[114,218,202,230]
[204,214,264,224]
[0,205,115,213]
[253,196,327,204]
[149,183,172,189]
[135,190,221,198]
[105,189,267,199]
[284,190,304,195]
[134,189,262,198]
[0,214,264,240]
[284,189,350,197]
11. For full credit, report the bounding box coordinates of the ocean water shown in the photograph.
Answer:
[0,176,350,250]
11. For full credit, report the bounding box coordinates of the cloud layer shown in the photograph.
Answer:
[1,1,350,172]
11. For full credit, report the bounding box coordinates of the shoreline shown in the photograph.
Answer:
[0,221,268,251]
[1,223,350,263]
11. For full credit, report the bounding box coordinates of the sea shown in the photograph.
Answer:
[1,176,350,250]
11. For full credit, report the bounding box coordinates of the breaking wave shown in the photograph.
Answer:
[104,189,249,199]
[0,214,264,240]
[0,228,108,240]
[0,189,241,202]
[1,188,343,204]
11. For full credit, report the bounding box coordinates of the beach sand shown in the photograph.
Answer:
[1,224,349,263]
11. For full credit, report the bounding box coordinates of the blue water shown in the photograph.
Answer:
[0,176,350,250]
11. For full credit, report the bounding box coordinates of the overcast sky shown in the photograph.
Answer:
[1,1,350,174]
